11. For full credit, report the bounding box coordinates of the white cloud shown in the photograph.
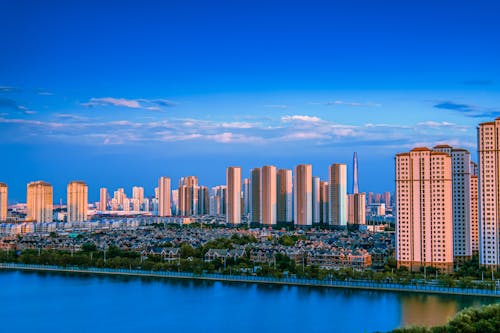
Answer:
[281,115,322,123]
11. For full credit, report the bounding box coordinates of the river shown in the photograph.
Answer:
[0,270,497,332]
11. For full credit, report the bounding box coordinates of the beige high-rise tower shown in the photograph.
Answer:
[99,187,108,211]
[67,181,88,222]
[329,163,347,226]
[478,117,500,268]
[0,183,7,221]
[159,176,171,217]
[396,148,453,273]
[27,181,53,222]
[294,164,312,226]
[261,165,277,225]
[277,169,293,224]
[226,166,241,224]
[179,176,198,216]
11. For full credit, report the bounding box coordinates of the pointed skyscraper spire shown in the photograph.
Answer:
[353,152,359,194]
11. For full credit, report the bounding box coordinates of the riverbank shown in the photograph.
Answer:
[2,262,499,298]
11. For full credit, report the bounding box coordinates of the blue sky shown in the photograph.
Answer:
[1,0,499,202]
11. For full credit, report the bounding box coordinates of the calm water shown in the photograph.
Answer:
[0,271,497,333]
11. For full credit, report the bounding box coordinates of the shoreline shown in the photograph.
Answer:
[1,262,499,298]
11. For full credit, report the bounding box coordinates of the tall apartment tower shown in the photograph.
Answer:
[433,145,474,261]
[67,181,88,222]
[211,185,226,216]
[226,167,241,224]
[347,193,366,225]
[158,176,171,217]
[277,169,293,224]
[396,148,453,273]
[99,187,108,211]
[198,186,209,215]
[320,181,329,224]
[470,161,479,255]
[27,181,53,222]
[0,183,7,221]
[329,164,347,226]
[178,176,198,216]
[478,117,500,268]
[353,152,359,194]
[132,186,144,211]
[250,168,261,224]
[260,166,277,225]
[243,178,251,218]
[312,176,321,224]
[384,192,391,207]
[294,164,312,227]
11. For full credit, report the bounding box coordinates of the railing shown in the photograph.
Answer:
[1,262,499,297]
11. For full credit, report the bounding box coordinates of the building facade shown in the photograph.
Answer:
[478,118,500,268]
[328,163,347,226]
[396,148,453,273]
[0,183,7,221]
[277,169,293,224]
[261,166,277,225]
[294,164,312,226]
[158,176,171,217]
[67,181,88,222]
[27,181,53,223]
[226,167,241,224]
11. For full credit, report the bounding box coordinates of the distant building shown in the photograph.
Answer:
[250,168,261,224]
[178,176,198,216]
[27,181,53,222]
[243,178,251,218]
[396,147,453,273]
[277,169,293,224]
[294,164,312,226]
[319,181,329,224]
[328,163,347,226]
[348,193,366,225]
[261,166,277,226]
[478,117,500,268]
[312,176,320,224]
[99,187,108,211]
[132,186,144,211]
[226,166,241,224]
[158,177,171,217]
[198,186,209,215]
[0,183,7,221]
[67,181,88,222]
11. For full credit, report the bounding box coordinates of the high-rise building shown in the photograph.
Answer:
[179,176,198,216]
[99,187,108,211]
[210,185,226,216]
[470,172,479,256]
[171,189,178,215]
[367,192,374,205]
[329,163,347,226]
[0,183,7,221]
[353,152,359,194]
[67,181,88,222]
[320,181,329,224]
[433,145,474,261]
[261,166,277,225]
[250,168,261,224]
[396,147,453,272]
[384,192,391,207]
[198,186,209,215]
[158,177,171,217]
[132,186,144,211]
[277,169,293,224]
[312,176,320,224]
[347,193,366,225]
[478,117,500,268]
[294,164,312,226]
[226,167,241,224]
[243,178,251,218]
[27,181,53,222]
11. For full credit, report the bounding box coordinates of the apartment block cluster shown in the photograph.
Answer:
[396,117,500,272]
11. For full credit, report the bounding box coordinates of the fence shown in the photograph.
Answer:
[1,262,499,298]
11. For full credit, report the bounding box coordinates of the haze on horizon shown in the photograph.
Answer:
[1,0,499,202]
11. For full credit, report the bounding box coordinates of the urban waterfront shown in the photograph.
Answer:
[0,270,496,333]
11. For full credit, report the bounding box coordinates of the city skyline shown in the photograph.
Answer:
[1,1,500,202]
